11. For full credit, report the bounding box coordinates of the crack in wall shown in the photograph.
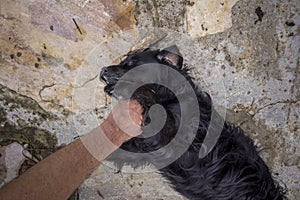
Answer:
[74,74,98,89]
[255,99,299,115]
[38,83,56,100]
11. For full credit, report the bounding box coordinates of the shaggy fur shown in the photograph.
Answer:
[100,46,285,200]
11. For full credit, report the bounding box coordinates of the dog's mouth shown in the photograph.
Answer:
[100,67,121,96]
[101,77,118,96]
[101,73,117,84]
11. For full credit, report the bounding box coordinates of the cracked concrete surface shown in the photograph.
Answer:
[0,0,299,199]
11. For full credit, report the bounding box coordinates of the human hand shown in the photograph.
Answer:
[103,99,144,145]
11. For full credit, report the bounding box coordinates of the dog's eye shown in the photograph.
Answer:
[124,59,138,67]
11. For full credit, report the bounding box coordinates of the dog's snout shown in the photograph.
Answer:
[100,67,109,82]
[100,67,107,77]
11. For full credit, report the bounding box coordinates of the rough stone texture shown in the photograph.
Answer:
[134,0,187,33]
[79,164,186,200]
[0,0,299,199]
[186,0,239,37]
[0,142,31,188]
[0,0,136,114]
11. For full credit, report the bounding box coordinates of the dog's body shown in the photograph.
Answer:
[100,46,285,200]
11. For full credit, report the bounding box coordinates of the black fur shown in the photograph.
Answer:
[100,46,285,200]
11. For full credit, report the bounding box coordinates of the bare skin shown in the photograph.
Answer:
[0,100,143,200]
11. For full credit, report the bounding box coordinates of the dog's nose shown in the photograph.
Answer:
[100,67,107,77]
[100,67,108,80]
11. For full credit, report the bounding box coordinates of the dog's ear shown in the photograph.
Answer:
[157,45,183,68]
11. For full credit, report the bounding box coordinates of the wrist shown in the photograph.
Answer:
[101,115,132,146]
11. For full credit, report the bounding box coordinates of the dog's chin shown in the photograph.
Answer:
[104,84,125,99]
[104,84,115,96]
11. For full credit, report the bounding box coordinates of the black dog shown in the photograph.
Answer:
[100,46,285,200]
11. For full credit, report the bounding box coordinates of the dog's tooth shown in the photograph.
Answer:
[105,93,111,106]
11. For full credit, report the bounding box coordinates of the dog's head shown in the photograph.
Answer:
[100,45,185,97]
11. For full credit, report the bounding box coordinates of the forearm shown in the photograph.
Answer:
[0,100,143,200]
[0,139,99,200]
